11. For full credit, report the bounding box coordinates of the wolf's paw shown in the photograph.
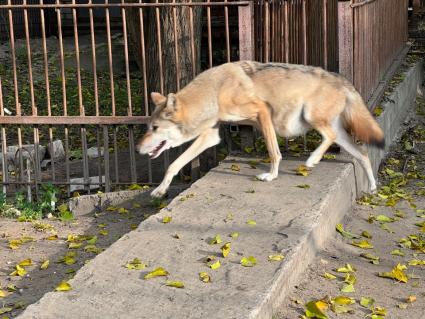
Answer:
[370,184,377,194]
[305,157,319,168]
[151,186,167,198]
[256,172,277,182]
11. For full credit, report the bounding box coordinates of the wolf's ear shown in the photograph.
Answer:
[163,93,179,118]
[151,92,167,106]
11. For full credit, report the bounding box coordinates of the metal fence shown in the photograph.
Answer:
[338,0,409,106]
[0,0,410,198]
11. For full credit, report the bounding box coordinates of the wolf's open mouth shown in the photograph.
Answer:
[148,140,166,159]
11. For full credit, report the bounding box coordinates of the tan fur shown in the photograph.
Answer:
[137,61,384,197]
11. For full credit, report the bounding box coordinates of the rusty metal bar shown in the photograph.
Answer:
[0,77,8,194]
[0,116,150,125]
[224,0,231,62]
[106,0,116,116]
[103,126,111,192]
[0,2,251,9]
[207,0,213,68]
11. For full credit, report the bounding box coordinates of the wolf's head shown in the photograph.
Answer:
[136,92,186,159]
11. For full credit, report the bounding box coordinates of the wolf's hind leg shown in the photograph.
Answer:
[306,125,336,168]
[256,101,282,182]
[334,125,376,192]
[151,127,220,198]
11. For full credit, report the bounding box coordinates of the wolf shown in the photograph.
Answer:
[136,61,384,198]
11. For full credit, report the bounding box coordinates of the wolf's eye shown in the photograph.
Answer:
[152,125,159,131]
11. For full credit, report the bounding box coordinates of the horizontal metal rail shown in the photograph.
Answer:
[0,2,251,9]
[0,116,150,125]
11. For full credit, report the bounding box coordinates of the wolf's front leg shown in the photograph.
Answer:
[151,127,221,198]
[256,103,282,182]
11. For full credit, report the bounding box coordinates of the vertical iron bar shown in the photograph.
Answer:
[103,126,110,192]
[224,0,231,62]
[0,77,8,194]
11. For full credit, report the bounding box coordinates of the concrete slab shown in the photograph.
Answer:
[18,158,356,319]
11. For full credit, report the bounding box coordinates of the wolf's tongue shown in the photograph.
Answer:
[149,140,166,158]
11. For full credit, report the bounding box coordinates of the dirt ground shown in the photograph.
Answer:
[0,190,178,318]
[277,96,425,319]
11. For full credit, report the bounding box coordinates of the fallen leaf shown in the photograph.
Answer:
[86,236,98,245]
[344,273,356,285]
[322,272,337,280]
[336,224,360,239]
[408,259,425,266]
[230,232,239,239]
[209,235,222,245]
[162,216,172,224]
[55,281,72,292]
[360,297,375,308]
[106,206,117,212]
[68,242,83,249]
[241,256,257,267]
[296,184,311,189]
[304,300,328,319]
[378,263,408,283]
[132,203,141,209]
[221,243,231,258]
[125,258,147,270]
[323,154,336,160]
[118,207,129,214]
[46,234,58,240]
[65,269,75,274]
[340,283,355,293]
[40,260,50,270]
[18,258,32,267]
[165,281,184,288]
[84,244,102,254]
[390,249,405,256]
[296,165,310,177]
[128,183,143,190]
[10,265,27,277]
[231,164,240,172]
[0,307,12,315]
[268,254,285,261]
[360,253,380,264]
[6,285,17,292]
[246,219,257,226]
[332,296,355,305]
[144,267,169,279]
[336,264,356,273]
[199,272,210,283]
[361,230,372,239]
[351,240,373,249]
[0,290,7,298]
[98,229,108,236]
[398,303,408,309]
[376,215,394,223]
[209,260,221,270]
[406,295,416,303]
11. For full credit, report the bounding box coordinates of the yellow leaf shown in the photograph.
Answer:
[46,234,58,240]
[336,224,360,239]
[118,207,129,214]
[360,253,380,264]
[132,203,141,208]
[128,183,143,190]
[240,256,257,267]
[336,264,356,273]
[360,297,375,308]
[98,229,108,236]
[84,245,102,254]
[10,265,27,277]
[106,206,117,211]
[231,164,240,172]
[378,263,408,283]
[340,283,355,293]
[305,300,328,319]
[125,258,147,270]
[398,303,408,309]
[162,216,172,224]
[165,281,184,288]
[40,260,50,270]
[73,191,80,198]
[209,260,221,270]
[390,249,405,256]
[0,307,13,315]
[296,165,310,177]
[262,157,271,163]
[268,254,285,261]
[296,184,310,189]
[144,267,169,279]
[55,281,72,292]
[230,232,239,239]
[0,290,7,298]
[97,223,107,228]
[6,284,16,292]
[344,273,356,285]
[323,153,336,160]
[221,243,231,258]
[332,296,355,305]
[322,272,337,280]
[408,259,425,266]
[18,258,32,267]
[209,234,222,245]
[65,269,76,274]
[351,239,373,249]
[406,295,416,303]
[131,224,138,230]
[86,236,98,245]
[68,242,83,249]
[199,272,211,283]
[361,230,372,239]
[246,219,257,226]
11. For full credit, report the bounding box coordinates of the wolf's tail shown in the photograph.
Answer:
[342,91,385,148]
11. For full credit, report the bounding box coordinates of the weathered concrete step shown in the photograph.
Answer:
[18,158,356,319]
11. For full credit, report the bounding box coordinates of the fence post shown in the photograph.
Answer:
[338,0,354,83]
[238,2,255,151]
